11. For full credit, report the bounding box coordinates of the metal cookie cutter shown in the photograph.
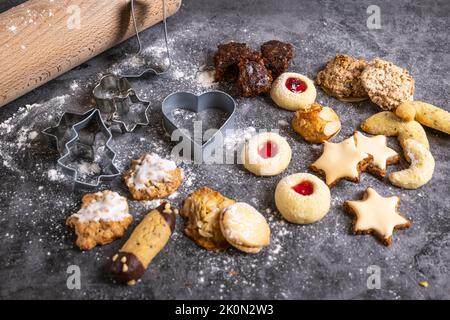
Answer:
[161,91,236,163]
[42,109,120,189]
[93,74,151,132]
[117,0,172,78]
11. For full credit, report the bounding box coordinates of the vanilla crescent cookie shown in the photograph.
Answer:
[275,173,331,224]
[361,58,415,110]
[270,72,317,111]
[124,153,182,201]
[219,202,270,254]
[316,54,368,102]
[66,190,133,250]
[241,132,292,176]
[389,139,435,189]
[310,136,372,187]
[360,111,429,159]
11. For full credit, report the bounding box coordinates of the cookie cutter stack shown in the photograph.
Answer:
[42,109,120,189]
[93,74,151,133]
[162,91,236,163]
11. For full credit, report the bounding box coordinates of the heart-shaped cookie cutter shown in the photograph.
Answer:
[93,74,151,132]
[42,109,120,189]
[161,91,236,162]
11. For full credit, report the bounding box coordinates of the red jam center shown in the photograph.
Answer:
[292,181,314,196]
[285,77,308,93]
[258,141,278,159]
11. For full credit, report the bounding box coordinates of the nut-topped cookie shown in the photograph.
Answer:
[66,190,133,250]
[316,54,368,102]
[360,58,415,110]
[124,153,182,201]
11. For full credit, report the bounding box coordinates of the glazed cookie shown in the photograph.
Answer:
[241,132,292,176]
[124,153,182,201]
[310,136,372,187]
[109,202,176,285]
[219,202,270,254]
[395,101,450,135]
[66,190,133,251]
[292,102,341,143]
[270,72,317,111]
[180,187,235,251]
[260,40,294,78]
[361,58,415,110]
[316,54,368,102]
[389,139,435,189]
[360,111,429,156]
[344,187,411,246]
[275,173,331,224]
[353,131,399,178]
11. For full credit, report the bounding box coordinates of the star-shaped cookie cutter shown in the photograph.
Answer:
[42,109,120,189]
[93,74,151,133]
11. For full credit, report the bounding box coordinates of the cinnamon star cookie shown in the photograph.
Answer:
[353,131,399,178]
[310,136,372,187]
[344,187,411,246]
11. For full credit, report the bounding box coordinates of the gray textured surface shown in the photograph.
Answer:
[0,0,449,300]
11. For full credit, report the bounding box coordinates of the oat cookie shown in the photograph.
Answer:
[310,136,372,187]
[316,54,368,102]
[66,190,133,250]
[124,153,182,201]
[361,58,415,110]
[109,202,176,285]
[219,202,270,254]
[344,187,411,246]
[180,187,235,251]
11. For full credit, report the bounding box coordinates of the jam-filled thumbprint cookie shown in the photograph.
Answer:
[241,132,292,176]
[270,72,317,111]
[275,173,331,224]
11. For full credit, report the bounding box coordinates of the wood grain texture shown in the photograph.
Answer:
[0,0,182,107]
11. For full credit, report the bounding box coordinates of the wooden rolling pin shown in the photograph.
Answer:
[0,0,182,107]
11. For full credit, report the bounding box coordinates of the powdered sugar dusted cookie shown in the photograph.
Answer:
[353,131,399,178]
[124,153,182,201]
[219,202,270,254]
[66,190,133,250]
[310,136,372,187]
[316,54,368,102]
[361,58,415,110]
[344,187,411,246]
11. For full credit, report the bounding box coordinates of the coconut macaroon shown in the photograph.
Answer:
[124,153,183,201]
[316,54,368,102]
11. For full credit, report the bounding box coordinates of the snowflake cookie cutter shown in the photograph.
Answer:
[161,91,236,163]
[93,74,151,133]
[42,109,120,189]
